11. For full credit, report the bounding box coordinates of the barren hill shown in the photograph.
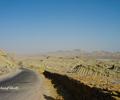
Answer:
[0,50,17,75]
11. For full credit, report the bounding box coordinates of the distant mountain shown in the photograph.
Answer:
[90,51,120,59]
[44,49,120,59]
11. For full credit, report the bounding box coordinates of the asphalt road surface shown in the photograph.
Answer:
[0,68,41,100]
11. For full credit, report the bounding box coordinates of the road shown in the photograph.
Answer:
[0,68,41,100]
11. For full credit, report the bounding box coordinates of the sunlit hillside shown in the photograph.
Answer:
[0,50,17,75]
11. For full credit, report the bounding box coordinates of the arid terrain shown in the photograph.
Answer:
[0,0,120,99]
[0,50,120,100]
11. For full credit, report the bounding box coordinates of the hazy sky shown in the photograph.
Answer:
[0,0,120,54]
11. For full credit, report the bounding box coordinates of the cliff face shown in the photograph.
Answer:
[0,50,17,75]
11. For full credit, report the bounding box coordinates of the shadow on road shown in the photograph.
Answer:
[43,71,118,100]
[43,95,55,100]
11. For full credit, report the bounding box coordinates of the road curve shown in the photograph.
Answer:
[0,68,41,100]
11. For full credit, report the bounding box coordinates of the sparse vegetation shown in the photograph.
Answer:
[0,50,18,75]
[0,50,120,100]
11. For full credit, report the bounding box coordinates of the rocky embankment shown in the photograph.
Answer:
[0,50,18,75]
[43,71,117,100]
[69,63,120,82]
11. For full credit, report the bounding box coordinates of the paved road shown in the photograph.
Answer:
[0,68,41,100]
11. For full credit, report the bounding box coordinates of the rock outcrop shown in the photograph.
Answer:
[0,50,17,75]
